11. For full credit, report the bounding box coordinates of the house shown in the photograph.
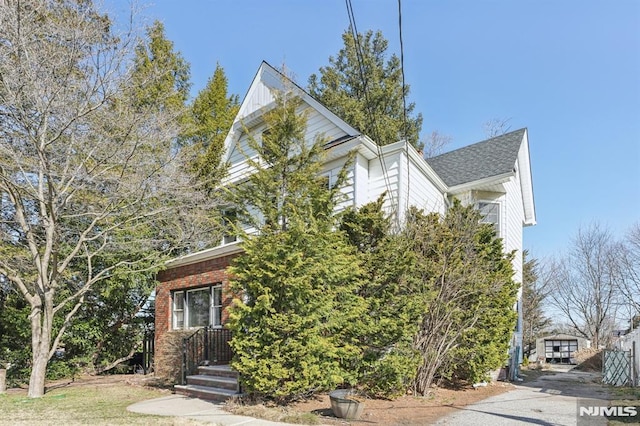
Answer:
[153,61,536,398]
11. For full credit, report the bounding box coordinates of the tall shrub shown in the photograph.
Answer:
[227,89,364,402]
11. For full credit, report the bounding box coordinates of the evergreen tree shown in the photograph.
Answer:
[131,21,190,114]
[308,29,423,149]
[339,197,422,398]
[185,64,240,192]
[227,89,364,402]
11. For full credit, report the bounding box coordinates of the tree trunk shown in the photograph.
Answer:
[28,296,53,398]
[28,347,49,398]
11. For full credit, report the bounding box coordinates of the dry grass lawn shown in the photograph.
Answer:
[0,375,204,425]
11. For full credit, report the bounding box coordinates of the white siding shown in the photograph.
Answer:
[238,70,276,118]
[304,108,347,144]
[225,103,350,185]
[321,157,355,213]
[368,152,401,217]
[402,153,446,217]
[504,173,525,286]
[353,153,369,207]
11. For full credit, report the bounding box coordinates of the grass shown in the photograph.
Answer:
[0,381,203,425]
[607,387,640,425]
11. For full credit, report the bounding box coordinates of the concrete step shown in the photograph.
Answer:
[198,364,238,378]
[186,374,238,391]
[174,384,239,402]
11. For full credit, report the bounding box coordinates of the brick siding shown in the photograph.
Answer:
[154,253,240,379]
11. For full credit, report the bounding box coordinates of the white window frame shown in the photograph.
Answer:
[221,209,238,245]
[477,201,501,237]
[172,291,184,329]
[172,284,223,330]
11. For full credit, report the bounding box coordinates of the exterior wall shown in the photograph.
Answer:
[226,104,350,185]
[368,151,401,217]
[353,152,369,206]
[403,152,446,217]
[322,156,356,212]
[239,70,276,117]
[154,253,239,378]
[503,175,525,286]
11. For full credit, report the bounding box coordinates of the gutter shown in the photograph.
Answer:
[165,242,244,268]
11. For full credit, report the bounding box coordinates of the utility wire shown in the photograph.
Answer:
[398,0,408,142]
[398,0,411,213]
[344,0,398,226]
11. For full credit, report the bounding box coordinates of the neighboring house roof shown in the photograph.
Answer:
[426,129,526,187]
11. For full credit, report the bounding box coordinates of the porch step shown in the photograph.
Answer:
[175,364,241,402]
[198,364,238,379]
[174,384,238,402]
[186,374,238,391]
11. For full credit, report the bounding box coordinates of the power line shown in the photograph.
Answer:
[398,0,408,142]
[398,0,411,213]
[344,0,398,227]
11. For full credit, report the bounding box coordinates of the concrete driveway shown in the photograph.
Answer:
[436,366,611,426]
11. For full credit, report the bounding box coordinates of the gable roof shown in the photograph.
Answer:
[223,61,360,163]
[426,129,526,187]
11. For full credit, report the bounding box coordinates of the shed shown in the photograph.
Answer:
[535,334,590,364]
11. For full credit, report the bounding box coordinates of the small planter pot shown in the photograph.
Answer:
[329,389,365,420]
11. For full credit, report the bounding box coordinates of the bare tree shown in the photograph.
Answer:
[0,0,217,397]
[546,224,622,348]
[521,251,552,358]
[421,130,452,158]
[483,117,512,138]
[619,223,640,326]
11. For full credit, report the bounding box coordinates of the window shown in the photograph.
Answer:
[261,128,275,161]
[212,286,222,326]
[187,287,210,327]
[172,284,223,330]
[221,209,238,244]
[173,292,184,329]
[478,201,500,237]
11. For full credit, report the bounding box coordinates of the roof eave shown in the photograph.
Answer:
[165,242,244,268]
[518,129,537,226]
[447,171,515,194]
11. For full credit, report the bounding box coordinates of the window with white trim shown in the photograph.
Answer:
[478,201,500,237]
[173,291,184,329]
[172,284,223,330]
[221,209,238,244]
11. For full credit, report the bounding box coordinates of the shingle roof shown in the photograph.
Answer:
[426,128,526,187]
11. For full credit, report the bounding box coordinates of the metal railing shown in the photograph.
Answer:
[181,327,233,384]
[142,331,154,374]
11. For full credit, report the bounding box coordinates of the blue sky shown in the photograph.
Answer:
[115,0,640,259]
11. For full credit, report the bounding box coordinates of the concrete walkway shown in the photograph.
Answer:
[129,367,614,426]
[436,367,611,426]
[127,394,293,425]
